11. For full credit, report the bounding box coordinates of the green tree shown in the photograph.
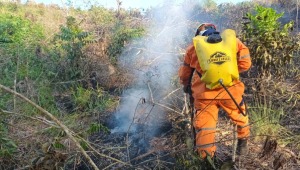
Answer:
[54,16,95,80]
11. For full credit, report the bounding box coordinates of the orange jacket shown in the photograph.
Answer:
[178,38,251,110]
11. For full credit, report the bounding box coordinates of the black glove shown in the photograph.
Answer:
[183,85,191,94]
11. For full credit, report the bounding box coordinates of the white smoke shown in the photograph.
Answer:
[112,0,213,134]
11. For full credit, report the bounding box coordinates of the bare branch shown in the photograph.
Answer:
[0,109,59,128]
[232,123,237,162]
[147,82,184,116]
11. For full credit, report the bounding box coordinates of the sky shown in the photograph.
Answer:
[24,0,248,9]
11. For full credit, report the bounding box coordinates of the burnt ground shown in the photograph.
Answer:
[67,108,300,170]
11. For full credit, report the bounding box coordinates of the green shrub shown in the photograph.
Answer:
[71,86,118,112]
[242,6,299,78]
[0,14,45,85]
[0,14,49,114]
[0,123,17,158]
[248,98,297,148]
[250,102,285,138]
[53,16,95,80]
[107,22,144,64]
[72,86,92,110]
[87,123,109,135]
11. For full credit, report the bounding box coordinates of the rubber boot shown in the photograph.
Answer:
[237,138,248,156]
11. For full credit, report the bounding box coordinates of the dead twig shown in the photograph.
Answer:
[126,98,143,163]
[155,102,184,116]
[14,54,19,111]
[147,83,184,116]
[232,123,237,162]
[184,93,189,115]
[0,109,60,128]
[133,147,186,168]
[103,150,156,170]
[162,88,181,100]
[74,135,130,168]
[148,82,154,104]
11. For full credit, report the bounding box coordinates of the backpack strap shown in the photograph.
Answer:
[196,70,202,78]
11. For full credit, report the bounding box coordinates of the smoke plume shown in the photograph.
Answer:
[111,0,216,136]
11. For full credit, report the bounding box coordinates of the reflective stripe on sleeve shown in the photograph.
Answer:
[237,124,249,129]
[182,62,190,67]
[196,143,215,149]
[196,127,216,134]
[238,54,250,60]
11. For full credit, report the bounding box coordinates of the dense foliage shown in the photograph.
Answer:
[242,6,299,78]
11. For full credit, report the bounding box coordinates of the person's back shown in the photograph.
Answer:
[178,23,251,164]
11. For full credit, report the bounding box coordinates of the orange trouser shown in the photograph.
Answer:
[193,98,250,158]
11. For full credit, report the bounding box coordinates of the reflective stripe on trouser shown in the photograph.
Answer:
[219,99,250,138]
[193,98,250,158]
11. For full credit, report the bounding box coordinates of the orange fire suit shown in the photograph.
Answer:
[178,38,251,158]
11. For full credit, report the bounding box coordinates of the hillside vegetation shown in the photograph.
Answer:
[0,0,299,169]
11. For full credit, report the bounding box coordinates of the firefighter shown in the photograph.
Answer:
[178,23,251,159]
